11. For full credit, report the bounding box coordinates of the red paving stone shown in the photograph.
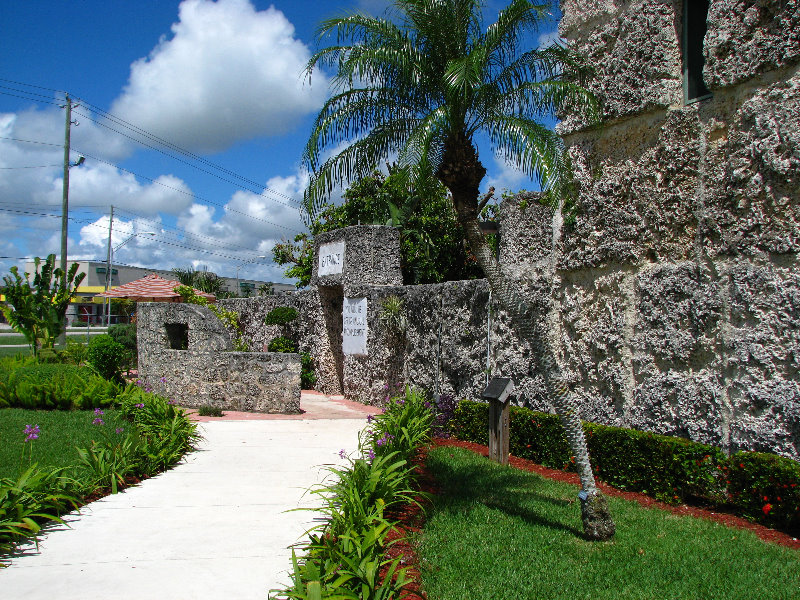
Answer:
[185,390,382,422]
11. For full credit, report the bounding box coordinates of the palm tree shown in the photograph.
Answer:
[303,0,613,540]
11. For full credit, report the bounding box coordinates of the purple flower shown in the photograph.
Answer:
[145,386,152,393]
[134,403,145,409]
[24,424,40,442]
[135,379,142,386]
[160,376,167,383]
[338,449,347,459]
[115,427,124,435]
[94,408,104,416]
[367,449,375,461]
[92,417,105,426]
[366,414,375,423]
[383,384,389,390]
[424,401,432,409]
[167,400,176,405]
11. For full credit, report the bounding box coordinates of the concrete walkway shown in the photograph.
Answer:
[0,393,374,599]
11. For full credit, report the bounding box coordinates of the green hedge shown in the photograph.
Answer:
[452,400,799,533]
[0,362,119,410]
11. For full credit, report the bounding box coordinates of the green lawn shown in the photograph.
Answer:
[0,334,94,346]
[418,446,800,600]
[0,408,128,480]
[0,347,31,358]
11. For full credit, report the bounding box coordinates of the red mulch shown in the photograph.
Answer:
[383,437,799,599]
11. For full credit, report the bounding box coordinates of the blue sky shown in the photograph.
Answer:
[1,0,559,284]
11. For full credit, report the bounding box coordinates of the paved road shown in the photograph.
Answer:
[0,395,370,600]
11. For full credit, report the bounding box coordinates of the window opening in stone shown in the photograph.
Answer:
[683,0,712,103]
[165,323,189,350]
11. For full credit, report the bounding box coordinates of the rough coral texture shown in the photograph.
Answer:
[137,303,300,413]
[704,0,800,89]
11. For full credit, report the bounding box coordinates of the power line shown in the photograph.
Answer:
[0,79,304,209]
[71,149,303,234]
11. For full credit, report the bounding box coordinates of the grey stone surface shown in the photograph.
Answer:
[137,303,300,413]
[705,0,800,89]
[558,0,683,128]
[311,225,402,289]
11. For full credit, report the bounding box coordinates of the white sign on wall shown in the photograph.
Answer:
[342,297,368,355]
[318,241,345,276]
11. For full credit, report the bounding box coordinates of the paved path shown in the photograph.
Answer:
[0,394,373,600]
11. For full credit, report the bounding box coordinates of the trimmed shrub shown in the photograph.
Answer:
[87,334,127,382]
[452,399,799,532]
[108,323,137,370]
[300,352,316,389]
[726,451,800,533]
[267,336,297,353]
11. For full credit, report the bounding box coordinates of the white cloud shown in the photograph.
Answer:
[110,0,327,153]
[485,154,534,195]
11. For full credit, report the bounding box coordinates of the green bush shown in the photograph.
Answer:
[726,451,800,533]
[300,352,316,389]
[87,334,127,382]
[452,399,799,532]
[264,306,298,326]
[108,323,137,370]
[0,362,118,410]
[268,336,297,353]
[117,384,200,475]
[273,386,432,599]
[197,405,224,417]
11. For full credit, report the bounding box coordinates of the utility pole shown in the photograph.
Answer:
[58,94,74,347]
[60,94,72,281]
[104,205,114,327]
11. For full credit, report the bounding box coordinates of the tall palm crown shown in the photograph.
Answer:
[303,0,596,214]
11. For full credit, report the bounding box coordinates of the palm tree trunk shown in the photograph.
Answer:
[438,136,615,540]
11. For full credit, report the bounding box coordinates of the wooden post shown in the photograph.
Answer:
[482,377,514,465]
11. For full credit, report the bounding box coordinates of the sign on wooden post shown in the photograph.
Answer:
[483,377,514,465]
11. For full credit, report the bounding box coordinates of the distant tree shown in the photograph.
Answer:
[171,266,226,295]
[0,254,86,355]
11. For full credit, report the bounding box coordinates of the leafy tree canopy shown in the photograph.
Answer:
[273,166,494,287]
[0,254,86,354]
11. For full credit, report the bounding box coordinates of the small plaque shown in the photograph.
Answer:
[342,297,368,355]
[318,241,345,276]
[482,377,514,404]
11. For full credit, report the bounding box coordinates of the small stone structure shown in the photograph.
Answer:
[137,302,300,413]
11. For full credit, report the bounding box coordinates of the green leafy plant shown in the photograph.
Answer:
[268,336,298,353]
[0,362,118,410]
[264,306,298,326]
[108,322,137,372]
[75,428,140,495]
[118,384,200,475]
[725,451,800,533]
[197,405,225,417]
[273,385,433,599]
[0,255,86,355]
[0,465,79,554]
[174,285,248,350]
[87,334,127,383]
[300,352,317,389]
[378,296,407,337]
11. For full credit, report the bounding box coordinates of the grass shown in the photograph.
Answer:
[0,334,94,346]
[417,446,800,600]
[0,347,31,358]
[0,408,128,480]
